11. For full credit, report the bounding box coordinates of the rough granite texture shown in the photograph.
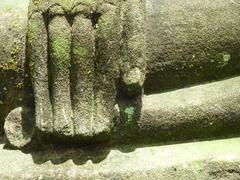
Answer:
[0,0,31,135]
[25,0,146,143]
[116,76,240,143]
[1,0,240,179]
[4,107,34,148]
[5,76,240,147]
[2,0,240,143]
[0,138,240,179]
[145,0,240,93]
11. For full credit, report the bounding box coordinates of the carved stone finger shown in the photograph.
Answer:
[121,0,146,95]
[71,15,95,138]
[94,5,121,138]
[27,12,53,133]
[48,15,74,137]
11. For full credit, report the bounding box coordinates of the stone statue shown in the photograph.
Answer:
[4,0,146,148]
[3,0,240,149]
[3,1,240,178]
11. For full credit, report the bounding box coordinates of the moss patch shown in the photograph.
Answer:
[124,106,135,122]
[221,52,231,67]
[0,46,20,72]
[51,34,71,69]
[73,47,88,59]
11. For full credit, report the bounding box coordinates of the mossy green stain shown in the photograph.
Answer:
[0,58,18,71]
[223,52,230,62]
[0,46,19,72]
[220,52,231,67]
[73,47,88,58]
[27,22,40,83]
[124,106,135,122]
[27,21,40,45]
[51,35,71,69]
[10,47,19,59]
[16,82,23,89]
[30,0,97,14]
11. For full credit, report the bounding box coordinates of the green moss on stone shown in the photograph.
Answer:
[16,82,23,88]
[73,47,88,58]
[124,106,135,122]
[222,52,231,67]
[0,46,19,72]
[0,59,17,71]
[215,51,231,68]
[51,35,71,69]
[27,21,39,45]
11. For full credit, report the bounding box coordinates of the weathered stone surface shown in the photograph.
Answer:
[145,0,240,93]
[121,0,146,96]
[1,1,240,179]
[71,14,95,138]
[1,0,240,100]
[1,0,240,143]
[0,0,30,136]
[2,0,240,95]
[48,15,74,137]
[0,137,240,179]
[25,0,146,143]
[5,75,240,146]
[4,107,34,148]
[116,76,240,142]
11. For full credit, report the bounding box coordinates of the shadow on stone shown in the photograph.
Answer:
[27,145,111,165]
[22,145,133,165]
[17,137,140,165]
[0,137,5,145]
[2,134,235,166]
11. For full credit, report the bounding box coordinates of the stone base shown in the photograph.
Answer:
[1,138,240,179]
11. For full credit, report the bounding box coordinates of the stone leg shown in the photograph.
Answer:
[71,15,95,137]
[48,16,74,137]
[94,5,121,137]
[27,13,53,133]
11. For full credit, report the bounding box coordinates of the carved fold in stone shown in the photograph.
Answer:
[48,15,74,137]
[26,2,121,140]
[27,13,54,133]
[71,15,95,137]
[93,5,120,136]
[3,0,146,146]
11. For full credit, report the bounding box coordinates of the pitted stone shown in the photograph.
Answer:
[4,107,33,148]
[21,0,146,145]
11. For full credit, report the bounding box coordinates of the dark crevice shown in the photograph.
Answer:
[44,13,55,133]
[66,15,74,27]
[92,32,99,122]
[43,14,53,109]
[69,18,75,129]
[91,12,102,28]
[91,12,102,121]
